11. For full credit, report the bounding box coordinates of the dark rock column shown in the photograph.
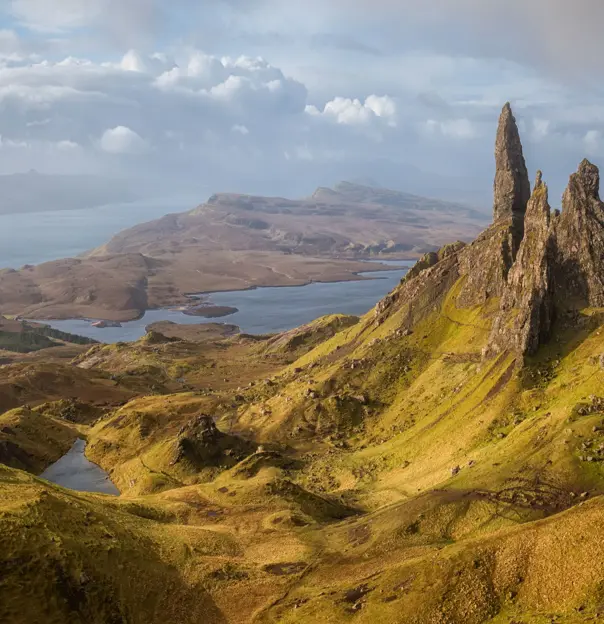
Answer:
[555,159,604,308]
[457,104,532,307]
[486,172,556,359]
[493,102,531,223]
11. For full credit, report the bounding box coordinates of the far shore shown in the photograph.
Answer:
[21,259,414,324]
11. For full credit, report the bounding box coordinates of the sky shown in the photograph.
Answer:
[0,0,604,208]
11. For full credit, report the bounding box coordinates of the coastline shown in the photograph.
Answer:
[27,262,411,343]
[23,260,414,324]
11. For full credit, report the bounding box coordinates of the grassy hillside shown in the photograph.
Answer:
[0,259,602,622]
[1,106,604,620]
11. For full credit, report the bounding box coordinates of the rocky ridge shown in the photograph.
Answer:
[376,102,604,363]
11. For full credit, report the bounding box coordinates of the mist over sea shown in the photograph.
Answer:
[0,197,199,269]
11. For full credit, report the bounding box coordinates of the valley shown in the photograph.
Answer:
[1,103,604,624]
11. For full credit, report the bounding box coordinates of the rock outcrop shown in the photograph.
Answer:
[386,104,604,364]
[172,415,253,469]
[485,158,604,360]
[555,159,604,308]
[372,106,535,325]
[493,102,531,224]
[456,103,531,307]
[486,172,556,359]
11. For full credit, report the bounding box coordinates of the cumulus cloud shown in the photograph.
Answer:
[0,2,603,204]
[100,126,147,154]
[306,95,396,127]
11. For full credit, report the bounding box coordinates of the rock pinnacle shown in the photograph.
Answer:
[493,102,531,222]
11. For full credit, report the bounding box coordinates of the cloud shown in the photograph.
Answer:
[327,0,604,81]
[306,95,397,127]
[231,124,249,135]
[10,0,103,32]
[0,4,602,204]
[584,130,601,156]
[9,0,160,48]
[100,126,148,154]
[531,119,551,141]
[424,118,477,140]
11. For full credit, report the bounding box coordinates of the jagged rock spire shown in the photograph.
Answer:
[456,104,530,308]
[486,170,555,360]
[556,159,604,307]
[493,102,531,222]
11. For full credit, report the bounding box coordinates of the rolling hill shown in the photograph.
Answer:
[1,104,603,623]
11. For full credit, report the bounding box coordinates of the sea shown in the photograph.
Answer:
[0,197,198,269]
[2,202,413,341]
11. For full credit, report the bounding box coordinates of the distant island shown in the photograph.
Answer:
[0,182,487,322]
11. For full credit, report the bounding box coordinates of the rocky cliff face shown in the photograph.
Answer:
[485,157,604,360]
[555,159,604,308]
[377,103,604,364]
[486,172,556,358]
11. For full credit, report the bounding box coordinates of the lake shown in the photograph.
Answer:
[39,439,120,496]
[40,263,413,343]
[0,196,198,269]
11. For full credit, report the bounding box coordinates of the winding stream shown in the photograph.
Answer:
[40,439,119,496]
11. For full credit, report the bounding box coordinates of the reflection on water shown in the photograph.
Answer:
[40,439,119,496]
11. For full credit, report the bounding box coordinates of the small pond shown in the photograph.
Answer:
[40,439,120,496]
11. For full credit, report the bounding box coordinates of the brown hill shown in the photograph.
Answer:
[0,183,485,321]
[94,182,485,259]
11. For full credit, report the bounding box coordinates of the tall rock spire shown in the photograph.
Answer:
[456,103,530,308]
[486,171,555,360]
[493,102,531,223]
